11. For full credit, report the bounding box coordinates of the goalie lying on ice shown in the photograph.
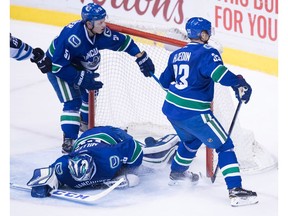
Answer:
[27,126,182,198]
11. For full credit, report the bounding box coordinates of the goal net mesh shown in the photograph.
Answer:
[92,20,277,174]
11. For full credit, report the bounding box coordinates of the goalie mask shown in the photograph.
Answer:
[68,153,96,181]
[185,17,212,43]
[81,3,107,22]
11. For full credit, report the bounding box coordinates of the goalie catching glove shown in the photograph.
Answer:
[30,48,52,74]
[135,51,155,77]
[74,70,103,90]
[232,75,252,104]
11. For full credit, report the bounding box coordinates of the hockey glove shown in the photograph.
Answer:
[31,185,52,198]
[232,75,252,104]
[27,167,58,198]
[135,51,155,77]
[75,70,103,90]
[30,48,52,74]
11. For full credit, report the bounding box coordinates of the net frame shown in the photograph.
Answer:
[88,21,277,176]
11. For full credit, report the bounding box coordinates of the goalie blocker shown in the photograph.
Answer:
[26,126,181,198]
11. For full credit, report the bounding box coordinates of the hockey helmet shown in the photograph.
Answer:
[81,3,107,22]
[68,153,96,181]
[185,17,212,39]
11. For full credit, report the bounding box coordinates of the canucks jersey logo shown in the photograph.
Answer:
[81,49,101,71]
[84,48,99,60]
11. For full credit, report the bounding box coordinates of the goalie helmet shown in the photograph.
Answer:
[185,17,212,39]
[81,3,107,22]
[68,153,96,181]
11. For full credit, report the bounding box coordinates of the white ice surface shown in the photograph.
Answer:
[8,20,279,216]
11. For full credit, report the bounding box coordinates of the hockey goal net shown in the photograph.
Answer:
[89,21,277,176]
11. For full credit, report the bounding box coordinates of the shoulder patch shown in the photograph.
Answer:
[109,156,120,168]
[104,27,112,37]
[68,35,81,48]
[55,162,64,175]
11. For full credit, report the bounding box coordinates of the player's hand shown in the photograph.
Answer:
[75,70,103,90]
[31,48,52,74]
[232,75,252,104]
[31,185,52,198]
[135,51,155,77]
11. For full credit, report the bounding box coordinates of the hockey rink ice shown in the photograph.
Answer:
[9,20,279,216]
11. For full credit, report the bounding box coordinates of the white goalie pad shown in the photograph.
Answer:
[142,134,179,169]
[143,134,179,154]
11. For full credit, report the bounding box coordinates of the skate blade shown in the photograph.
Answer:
[168,179,199,187]
[230,196,259,207]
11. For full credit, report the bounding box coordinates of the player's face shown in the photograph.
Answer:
[200,31,210,43]
[91,18,106,34]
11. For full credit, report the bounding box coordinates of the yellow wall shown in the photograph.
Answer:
[10,5,277,76]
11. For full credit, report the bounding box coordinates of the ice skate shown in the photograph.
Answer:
[168,170,199,186]
[62,138,75,154]
[80,121,88,132]
[229,187,258,207]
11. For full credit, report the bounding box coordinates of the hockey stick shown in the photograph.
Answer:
[10,177,124,204]
[210,101,242,183]
[150,72,167,92]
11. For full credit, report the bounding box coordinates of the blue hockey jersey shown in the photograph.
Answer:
[46,20,141,84]
[51,126,143,189]
[159,42,240,120]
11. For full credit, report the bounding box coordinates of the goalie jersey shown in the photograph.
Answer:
[159,42,240,120]
[51,126,143,189]
[46,20,141,83]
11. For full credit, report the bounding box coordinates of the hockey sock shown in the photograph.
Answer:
[61,111,80,139]
[80,101,89,123]
[218,150,242,189]
[171,139,201,172]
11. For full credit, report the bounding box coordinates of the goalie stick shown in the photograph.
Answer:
[211,101,242,183]
[10,177,124,204]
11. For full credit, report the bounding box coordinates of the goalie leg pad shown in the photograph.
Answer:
[142,134,180,169]
[143,134,179,154]
[142,146,177,169]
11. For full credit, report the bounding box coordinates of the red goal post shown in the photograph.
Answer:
[88,21,276,177]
